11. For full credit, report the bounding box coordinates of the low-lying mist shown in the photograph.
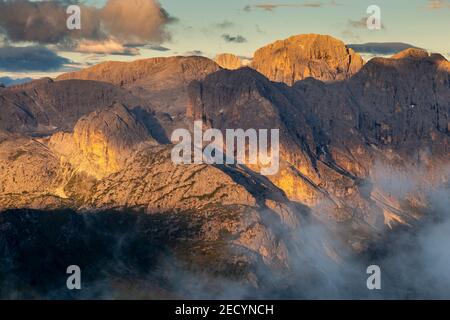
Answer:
[1,163,449,300]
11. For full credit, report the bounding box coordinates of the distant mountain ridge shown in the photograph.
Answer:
[57,56,221,118]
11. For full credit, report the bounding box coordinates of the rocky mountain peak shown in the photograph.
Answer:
[215,53,243,70]
[251,33,364,85]
[50,103,155,179]
[57,56,221,117]
[57,56,219,86]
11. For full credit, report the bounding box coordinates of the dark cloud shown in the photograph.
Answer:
[148,45,171,52]
[222,34,247,43]
[0,76,33,86]
[0,0,101,44]
[0,0,175,54]
[348,42,422,55]
[0,46,70,72]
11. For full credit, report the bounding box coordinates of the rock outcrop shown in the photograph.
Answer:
[0,78,150,135]
[57,56,221,117]
[251,34,364,85]
[49,103,155,179]
[215,53,243,70]
[188,48,450,246]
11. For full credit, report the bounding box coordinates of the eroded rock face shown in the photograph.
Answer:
[251,34,364,85]
[215,53,243,70]
[0,131,72,209]
[57,56,221,117]
[49,103,155,179]
[0,124,303,277]
[0,78,149,135]
[0,132,59,195]
[1,37,450,298]
[187,49,450,246]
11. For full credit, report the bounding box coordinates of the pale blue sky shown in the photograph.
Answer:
[2,0,450,79]
[67,0,450,63]
[157,0,450,56]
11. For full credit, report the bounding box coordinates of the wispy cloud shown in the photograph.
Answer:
[244,1,339,12]
[214,20,235,29]
[74,39,141,56]
[347,17,386,30]
[255,24,267,34]
[185,50,204,56]
[426,0,450,10]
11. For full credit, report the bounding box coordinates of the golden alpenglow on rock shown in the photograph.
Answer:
[251,34,365,85]
[1,0,450,302]
[49,103,153,179]
[215,53,243,70]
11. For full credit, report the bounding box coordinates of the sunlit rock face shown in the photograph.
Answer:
[1,34,450,299]
[0,132,53,194]
[251,34,364,85]
[215,53,243,70]
[0,106,303,281]
[188,47,450,244]
[49,103,153,180]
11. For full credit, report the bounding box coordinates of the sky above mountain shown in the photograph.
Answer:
[0,0,449,81]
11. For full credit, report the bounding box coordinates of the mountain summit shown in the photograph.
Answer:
[251,34,364,85]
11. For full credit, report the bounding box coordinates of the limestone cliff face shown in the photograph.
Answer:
[49,103,154,179]
[187,49,450,245]
[1,35,450,295]
[0,131,72,209]
[0,145,300,275]
[0,78,149,135]
[215,53,243,70]
[1,125,302,273]
[57,56,221,117]
[0,132,59,195]
[251,34,364,85]
[187,67,332,206]
[83,144,301,268]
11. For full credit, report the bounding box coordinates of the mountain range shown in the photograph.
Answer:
[0,34,449,299]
